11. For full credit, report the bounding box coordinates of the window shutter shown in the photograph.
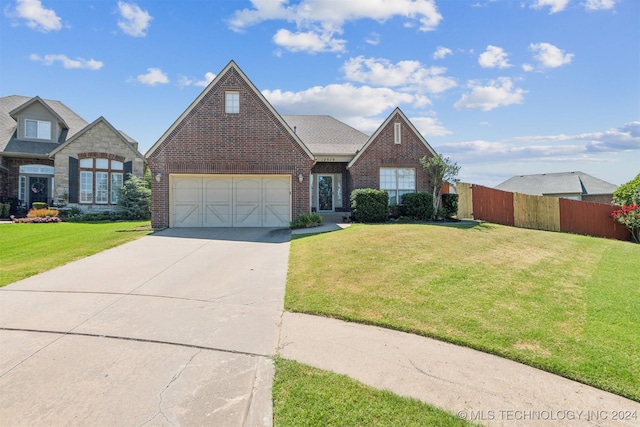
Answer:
[68,157,79,203]
[124,161,133,180]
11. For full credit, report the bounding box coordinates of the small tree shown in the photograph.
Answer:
[117,174,151,220]
[419,155,460,216]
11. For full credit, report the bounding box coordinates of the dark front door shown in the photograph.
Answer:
[29,177,49,206]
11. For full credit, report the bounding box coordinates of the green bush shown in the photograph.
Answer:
[613,173,640,206]
[66,210,120,223]
[401,192,434,221]
[32,202,48,210]
[0,203,10,218]
[350,189,389,223]
[441,193,459,218]
[117,174,151,220]
[290,212,323,229]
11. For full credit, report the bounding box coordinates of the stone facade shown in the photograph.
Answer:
[53,119,144,211]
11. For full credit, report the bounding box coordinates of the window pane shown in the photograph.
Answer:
[225,92,239,114]
[80,171,93,203]
[386,190,397,205]
[397,168,415,190]
[111,160,123,170]
[96,172,108,203]
[111,173,123,204]
[96,158,109,169]
[335,175,342,208]
[379,168,396,190]
[80,158,93,168]
[25,120,37,138]
[38,121,51,139]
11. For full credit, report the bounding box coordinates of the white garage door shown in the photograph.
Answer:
[171,175,291,228]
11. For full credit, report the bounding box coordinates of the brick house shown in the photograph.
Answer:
[146,60,438,229]
[0,95,144,215]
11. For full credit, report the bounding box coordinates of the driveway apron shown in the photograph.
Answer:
[0,227,290,426]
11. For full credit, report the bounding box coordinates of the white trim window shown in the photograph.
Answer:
[380,168,416,205]
[225,92,239,114]
[79,158,125,204]
[25,119,52,140]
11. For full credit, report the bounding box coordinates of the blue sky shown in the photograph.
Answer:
[1,0,638,186]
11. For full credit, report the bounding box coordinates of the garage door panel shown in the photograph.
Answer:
[172,175,290,228]
[204,178,232,227]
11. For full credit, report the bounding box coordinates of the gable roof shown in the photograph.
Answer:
[347,107,438,169]
[0,95,88,153]
[49,116,143,159]
[146,60,314,160]
[281,115,368,156]
[495,171,618,196]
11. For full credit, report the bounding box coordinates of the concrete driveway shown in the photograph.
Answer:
[0,227,290,426]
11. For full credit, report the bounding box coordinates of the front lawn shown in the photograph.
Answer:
[0,221,151,287]
[273,358,475,426]
[286,223,640,401]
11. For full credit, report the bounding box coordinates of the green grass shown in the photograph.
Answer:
[286,223,640,401]
[273,358,475,427]
[0,221,152,287]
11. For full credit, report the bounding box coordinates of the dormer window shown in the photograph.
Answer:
[25,119,52,140]
[225,92,239,114]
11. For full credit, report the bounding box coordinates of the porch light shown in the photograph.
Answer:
[155,172,162,182]
[298,173,304,183]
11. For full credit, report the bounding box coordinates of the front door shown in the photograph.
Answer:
[29,177,49,206]
[318,175,333,211]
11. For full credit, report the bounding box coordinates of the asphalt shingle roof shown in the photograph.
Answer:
[495,171,618,196]
[0,95,88,155]
[281,115,369,156]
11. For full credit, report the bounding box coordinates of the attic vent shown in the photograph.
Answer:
[294,126,297,134]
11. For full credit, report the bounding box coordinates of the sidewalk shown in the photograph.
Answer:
[279,312,640,426]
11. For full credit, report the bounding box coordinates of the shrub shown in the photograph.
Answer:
[66,211,120,223]
[32,202,48,210]
[611,204,640,243]
[27,208,60,218]
[0,203,10,218]
[401,192,434,221]
[290,213,323,229]
[613,173,640,206]
[350,189,389,223]
[441,193,459,218]
[117,174,151,220]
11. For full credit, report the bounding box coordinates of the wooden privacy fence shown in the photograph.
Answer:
[456,183,631,241]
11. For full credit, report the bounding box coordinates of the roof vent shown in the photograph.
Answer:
[293,126,297,134]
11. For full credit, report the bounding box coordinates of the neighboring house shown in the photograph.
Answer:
[146,60,438,229]
[495,171,618,203]
[0,95,145,214]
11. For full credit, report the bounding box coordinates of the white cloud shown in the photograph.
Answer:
[522,64,534,72]
[117,1,152,37]
[8,0,62,32]
[342,56,457,94]
[530,0,570,14]
[365,32,380,46]
[228,0,442,53]
[433,46,452,60]
[29,53,103,70]
[273,28,346,53]
[478,45,511,69]
[454,77,526,111]
[410,116,452,137]
[128,68,169,86]
[529,42,574,68]
[178,72,216,88]
[584,0,617,10]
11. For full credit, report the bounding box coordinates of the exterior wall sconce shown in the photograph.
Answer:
[155,172,162,182]
[298,173,304,183]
